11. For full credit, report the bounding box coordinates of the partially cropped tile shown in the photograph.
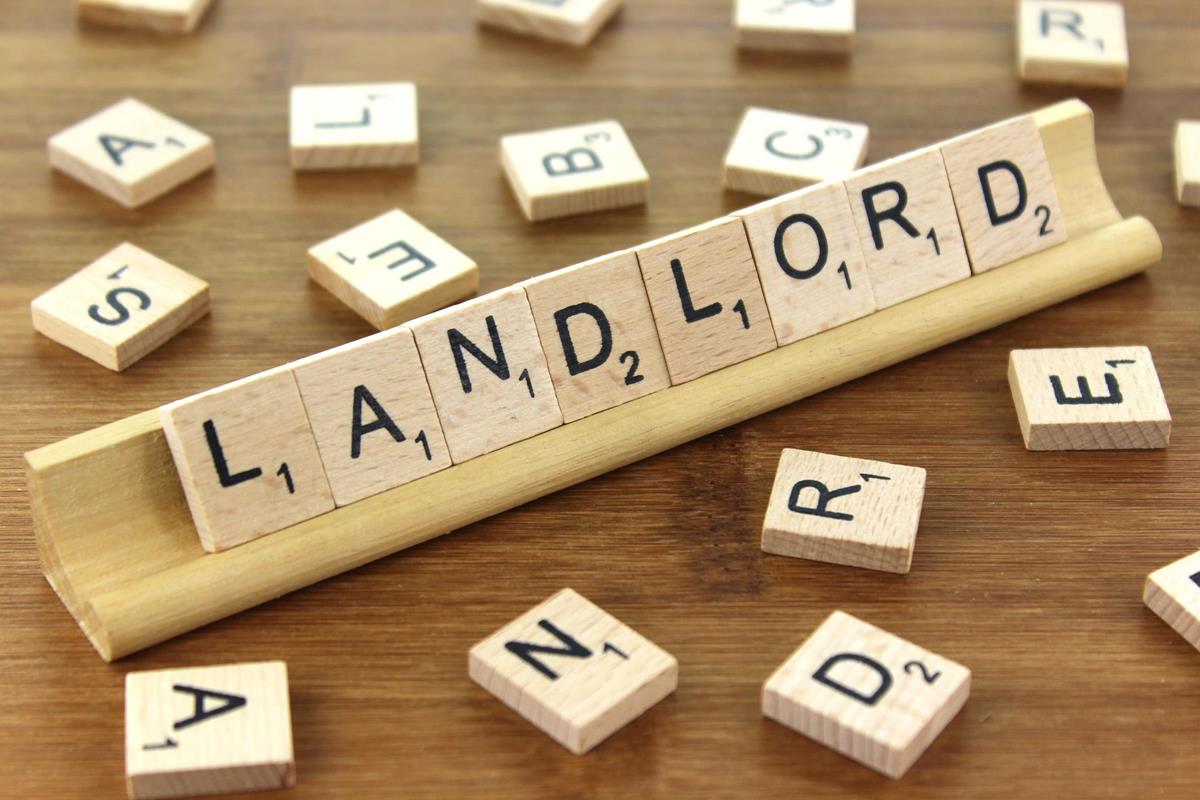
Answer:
[477,0,623,47]
[78,0,215,33]
[1176,121,1200,208]
[1144,550,1200,653]
[724,107,869,197]
[290,83,418,171]
[735,0,856,54]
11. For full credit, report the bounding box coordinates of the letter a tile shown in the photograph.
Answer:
[1145,550,1200,654]
[940,114,1067,273]
[160,367,336,552]
[1008,346,1171,450]
[469,588,678,754]
[763,611,970,779]
[410,287,563,463]
[635,217,777,384]
[761,448,925,574]
[125,661,294,800]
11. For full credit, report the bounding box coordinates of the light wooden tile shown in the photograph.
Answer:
[77,0,215,33]
[469,588,677,755]
[635,217,777,384]
[125,661,294,800]
[1017,0,1129,88]
[761,449,925,574]
[500,120,648,222]
[410,287,563,463]
[724,107,869,197]
[31,243,209,372]
[477,0,623,47]
[308,208,479,330]
[941,115,1068,273]
[844,147,972,308]
[1008,346,1171,450]
[524,251,670,423]
[290,83,419,171]
[1144,550,1200,653]
[735,0,856,54]
[291,328,451,507]
[160,367,336,552]
[763,611,970,779]
[48,98,214,208]
[1176,121,1200,208]
[735,182,876,345]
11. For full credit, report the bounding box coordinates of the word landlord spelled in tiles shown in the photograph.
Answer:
[763,611,970,779]
[1144,551,1200,653]
[77,0,215,34]
[724,107,869,197]
[308,208,479,330]
[761,449,926,574]
[48,98,214,208]
[501,120,649,222]
[1017,0,1129,88]
[477,0,624,47]
[1007,346,1171,450]
[1176,121,1200,208]
[290,83,419,171]
[470,589,678,754]
[31,243,210,372]
[125,661,294,800]
[735,0,856,54]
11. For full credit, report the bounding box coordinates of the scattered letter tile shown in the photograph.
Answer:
[735,0,856,54]
[735,182,875,344]
[940,114,1067,273]
[500,120,648,222]
[291,327,452,507]
[1008,346,1171,450]
[1017,0,1129,88]
[635,217,777,384]
[48,98,214,208]
[1176,121,1200,208]
[77,0,215,33]
[761,449,925,574]
[1144,550,1200,653]
[763,611,970,779]
[410,287,563,463]
[469,588,678,754]
[290,83,419,171]
[125,661,294,800]
[477,0,623,47]
[308,208,479,330]
[724,107,869,197]
[160,367,336,552]
[524,251,670,422]
[31,243,209,372]
[844,147,972,308]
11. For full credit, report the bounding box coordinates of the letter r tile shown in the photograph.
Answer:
[763,611,970,779]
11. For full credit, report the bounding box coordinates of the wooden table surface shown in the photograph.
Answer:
[2,1,1198,797]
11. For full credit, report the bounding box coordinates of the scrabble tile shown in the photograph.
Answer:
[160,367,336,552]
[1176,121,1200,208]
[48,98,214,208]
[763,611,970,779]
[761,449,925,574]
[500,120,648,222]
[410,287,563,463]
[77,0,215,33]
[1017,0,1129,88]
[634,217,776,384]
[477,0,623,47]
[1008,346,1172,450]
[1144,550,1200,653]
[290,83,419,171]
[308,209,479,330]
[735,182,876,345]
[31,243,209,372]
[291,328,452,507]
[735,0,855,54]
[724,108,869,197]
[523,251,670,422]
[941,115,1068,273]
[126,661,294,800]
[844,147,972,309]
[469,588,677,754]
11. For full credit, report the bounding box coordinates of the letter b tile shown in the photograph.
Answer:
[763,611,970,779]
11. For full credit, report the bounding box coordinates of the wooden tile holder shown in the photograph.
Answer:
[26,100,1162,661]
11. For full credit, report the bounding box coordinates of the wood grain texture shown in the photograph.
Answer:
[1,2,1198,799]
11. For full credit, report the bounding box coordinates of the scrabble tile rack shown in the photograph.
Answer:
[25,99,1163,662]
